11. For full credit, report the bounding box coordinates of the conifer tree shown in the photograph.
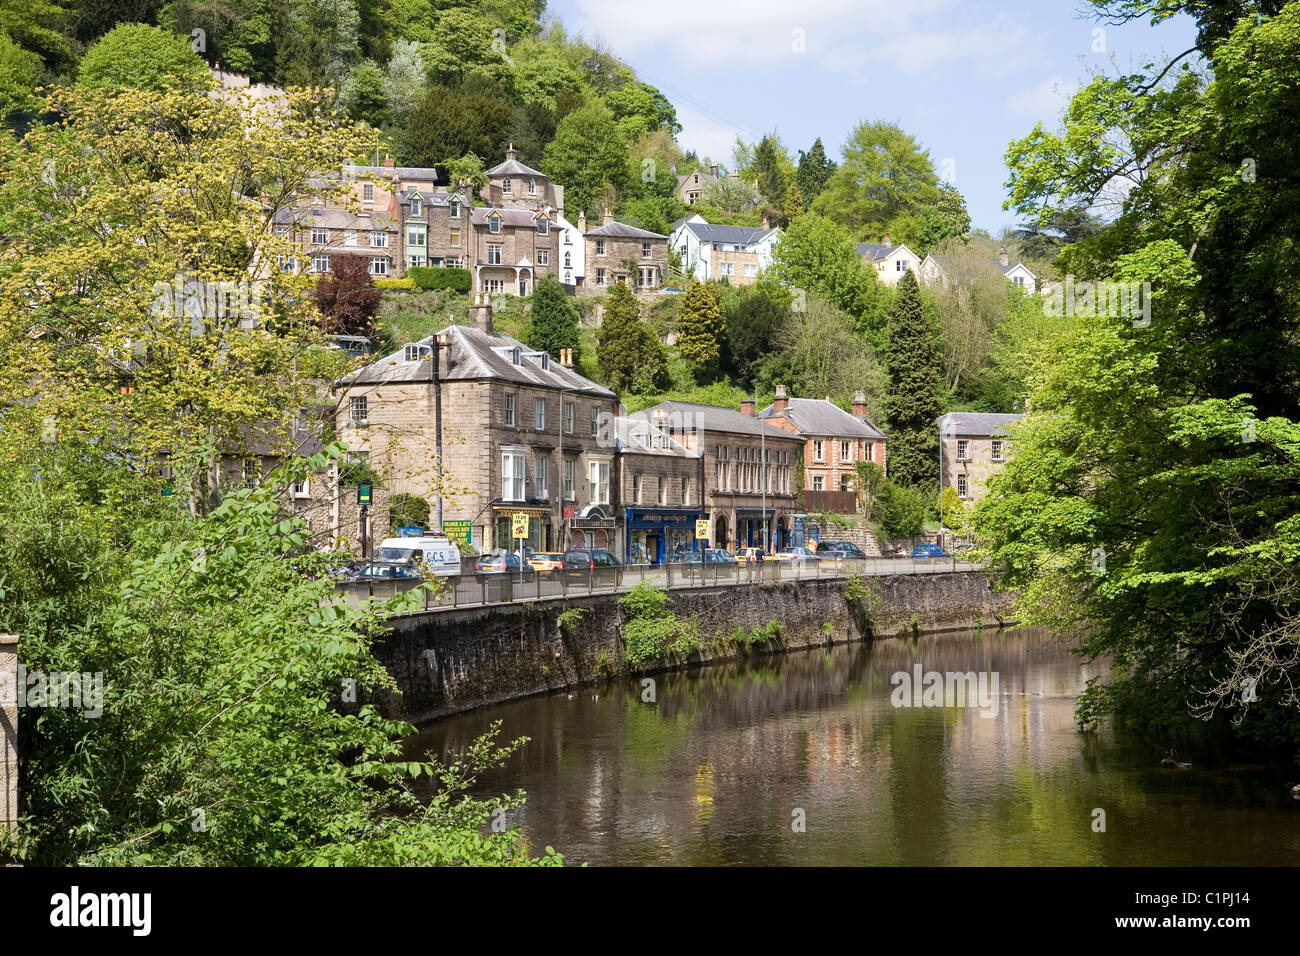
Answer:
[596,283,668,393]
[883,271,943,487]
[525,277,581,363]
[676,280,726,381]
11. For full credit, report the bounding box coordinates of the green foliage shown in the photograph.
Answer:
[78,23,213,93]
[557,606,586,636]
[374,277,416,290]
[596,282,668,394]
[619,581,700,666]
[389,493,430,529]
[404,79,513,169]
[407,266,472,292]
[877,480,928,538]
[723,287,789,381]
[676,281,726,381]
[521,277,578,359]
[542,100,628,216]
[811,119,939,239]
[884,272,943,487]
[0,31,41,119]
[936,486,968,535]
[795,137,836,203]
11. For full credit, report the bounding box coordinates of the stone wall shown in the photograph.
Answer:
[1,634,17,832]
[367,571,1014,723]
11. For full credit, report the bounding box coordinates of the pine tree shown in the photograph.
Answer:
[676,281,725,381]
[596,283,668,393]
[796,137,835,203]
[525,277,581,363]
[781,181,804,227]
[883,271,943,488]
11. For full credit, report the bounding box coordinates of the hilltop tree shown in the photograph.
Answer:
[795,137,836,203]
[751,132,792,206]
[914,182,971,255]
[780,181,804,227]
[813,120,939,238]
[542,100,628,216]
[525,277,581,364]
[77,23,214,94]
[404,79,512,169]
[314,253,381,337]
[596,282,667,393]
[676,281,726,381]
[769,213,889,342]
[883,271,943,487]
[724,288,789,380]
[0,33,41,120]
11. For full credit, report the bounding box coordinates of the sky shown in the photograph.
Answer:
[544,0,1199,235]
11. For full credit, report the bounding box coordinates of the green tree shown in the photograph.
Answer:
[418,7,508,85]
[781,180,804,227]
[0,0,72,70]
[542,100,627,216]
[676,280,726,381]
[724,288,789,380]
[340,59,391,126]
[812,119,939,238]
[795,136,835,202]
[161,0,273,80]
[877,479,927,539]
[750,132,792,206]
[936,485,968,535]
[78,23,214,94]
[272,0,361,87]
[0,31,41,121]
[596,282,668,393]
[404,79,512,169]
[883,271,942,488]
[525,277,580,363]
[914,182,971,255]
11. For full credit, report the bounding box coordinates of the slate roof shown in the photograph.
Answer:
[677,220,776,246]
[398,187,463,207]
[343,164,439,181]
[585,220,666,239]
[927,253,1039,280]
[759,398,887,440]
[936,412,1023,437]
[274,206,398,231]
[469,207,543,228]
[630,402,800,441]
[615,417,700,459]
[486,157,547,178]
[337,325,615,397]
[857,242,904,261]
[675,168,719,187]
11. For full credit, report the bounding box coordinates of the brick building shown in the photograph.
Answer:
[630,401,801,552]
[759,386,888,506]
[936,412,1022,504]
[580,211,669,294]
[332,299,620,554]
[615,416,704,564]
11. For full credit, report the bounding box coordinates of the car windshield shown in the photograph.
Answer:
[375,547,415,562]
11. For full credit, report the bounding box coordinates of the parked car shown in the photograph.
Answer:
[912,543,951,559]
[773,546,820,564]
[657,286,684,295]
[474,551,536,579]
[815,541,867,559]
[353,562,423,581]
[682,548,738,577]
[736,547,771,563]
[528,552,566,575]
[953,543,977,557]
[560,548,622,585]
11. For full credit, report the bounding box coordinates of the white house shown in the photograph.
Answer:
[921,249,1039,293]
[857,237,921,287]
[555,210,586,288]
[669,214,781,285]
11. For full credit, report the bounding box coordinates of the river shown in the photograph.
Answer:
[405,628,1300,865]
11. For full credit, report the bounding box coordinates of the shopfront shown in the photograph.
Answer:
[735,509,778,550]
[491,505,552,554]
[568,505,618,554]
[625,508,703,565]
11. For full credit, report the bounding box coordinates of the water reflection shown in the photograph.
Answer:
[406,628,1300,865]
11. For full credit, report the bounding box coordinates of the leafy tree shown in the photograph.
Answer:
[384,38,425,123]
[927,240,1016,395]
[812,119,939,238]
[795,136,835,202]
[883,271,942,488]
[877,479,927,539]
[596,282,667,393]
[604,67,677,140]
[0,0,72,70]
[778,297,888,421]
[676,280,726,381]
[78,23,214,93]
[419,7,508,86]
[854,460,884,516]
[936,485,968,535]
[441,151,487,191]
[525,277,580,363]
[340,59,390,125]
[750,132,793,206]
[724,288,789,380]
[914,182,971,255]
[0,31,41,121]
[390,492,431,529]
[701,173,762,214]
[542,100,627,216]
[272,0,361,87]
[780,180,804,227]
[160,0,273,80]
[315,253,381,337]
[404,79,512,169]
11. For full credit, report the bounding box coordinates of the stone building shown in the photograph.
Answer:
[615,416,704,564]
[332,299,620,554]
[759,386,888,506]
[675,164,720,206]
[397,185,471,270]
[669,215,781,286]
[580,211,669,294]
[630,401,801,552]
[936,412,1023,504]
[467,206,559,296]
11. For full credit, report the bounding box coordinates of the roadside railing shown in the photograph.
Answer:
[337,556,979,614]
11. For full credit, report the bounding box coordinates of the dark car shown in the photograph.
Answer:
[354,562,423,581]
[473,551,536,579]
[682,548,738,577]
[815,541,867,559]
[912,543,951,559]
[561,549,622,585]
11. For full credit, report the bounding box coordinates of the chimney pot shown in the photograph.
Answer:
[382,157,395,169]
[773,384,788,414]
[740,398,755,416]
[602,207,613,226]
[709,163,719,178]
[882,234,892,246]
[999,247,1010,267]
[853,390,868,418]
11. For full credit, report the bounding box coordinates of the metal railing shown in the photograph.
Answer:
[337,556,978,614]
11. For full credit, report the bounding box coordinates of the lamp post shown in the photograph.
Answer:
[432,329,450,532]
[757,383,767,554]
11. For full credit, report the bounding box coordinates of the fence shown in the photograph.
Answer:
[337,556,978,613]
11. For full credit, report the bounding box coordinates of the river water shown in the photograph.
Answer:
[406,628,1300,865]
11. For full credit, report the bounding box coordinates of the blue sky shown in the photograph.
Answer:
[545,0,1199,234]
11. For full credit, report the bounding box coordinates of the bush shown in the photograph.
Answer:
[375,277,416,290]
[389,493,430,530]
[878,480,928,538]
[619,582,700,666]
[408,266,472,293]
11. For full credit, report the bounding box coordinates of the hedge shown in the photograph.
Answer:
[408,266,472,292]
[374,277,416,290]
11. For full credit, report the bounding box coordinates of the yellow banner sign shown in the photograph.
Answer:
[512,513,531,538]
[695,519,711,540]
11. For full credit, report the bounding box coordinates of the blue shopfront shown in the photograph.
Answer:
[625,508,703,565]
[734,510,791,551]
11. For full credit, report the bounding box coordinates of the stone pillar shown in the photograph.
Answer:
[0,633,17,832]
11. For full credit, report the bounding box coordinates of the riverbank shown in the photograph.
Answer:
[368,570,1016,723]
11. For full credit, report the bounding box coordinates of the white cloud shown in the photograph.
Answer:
[1006,75,1079,120]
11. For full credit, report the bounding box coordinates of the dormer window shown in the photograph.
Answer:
[536,218,549,236]
[403,344,428,363]
[527,177,536,195]
[449,199,460,219]
[410,195,421,217]
[489,215,501,235]
[511,347,521,365]
[502,177,512,194]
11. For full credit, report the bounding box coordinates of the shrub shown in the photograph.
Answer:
[375,277,416,290]
[619,582,700,666]
[408,266,472,293]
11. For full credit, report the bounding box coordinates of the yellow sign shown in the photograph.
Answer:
[512,513,531,538]
[695,519,711,540]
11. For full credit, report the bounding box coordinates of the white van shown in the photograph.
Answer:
[372,536,462,577]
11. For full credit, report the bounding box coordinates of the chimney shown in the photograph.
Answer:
[382,157,395,169]
[852,390,868,419]
[469,292,494,335]
[999,247,1009,267]
[882,234,892,246]
[578,212,587,233]
[559,348,573,367]
[506,142,516,161]
[602,207,613,227]
[773,384,788,414]
[740,397,755,416]
[709,163,719,178]
[761,213,770,229]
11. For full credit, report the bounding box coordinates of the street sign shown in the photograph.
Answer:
[695,519,711,541]
[512,512,530,539]
[357,482,372,505]
[443,520,471,546]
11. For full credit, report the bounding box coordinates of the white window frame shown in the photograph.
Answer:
[534,397,546,431]
[957,439,970,461]
[362,183,374,201]
[488,245,502,265]
[311,254,331,273]
[812,475,824,491]
[588,458,610,505]
[563,458,575,499]
[537,248,549,266]
[410,196,422,217]
[991,439,1005,462]
[536,218,549,236]
[595,239,607,256]
[489,217,501,235]
[564,401,574,434]
[369,257,388,276]
[502,177,512,194]
[311,226,329,245]
[370,230,387,249]
[502,450,526,501]
[957,474,968,499]
[349,396,367,424]
[813,439,824,461]
[344,229,357,247]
